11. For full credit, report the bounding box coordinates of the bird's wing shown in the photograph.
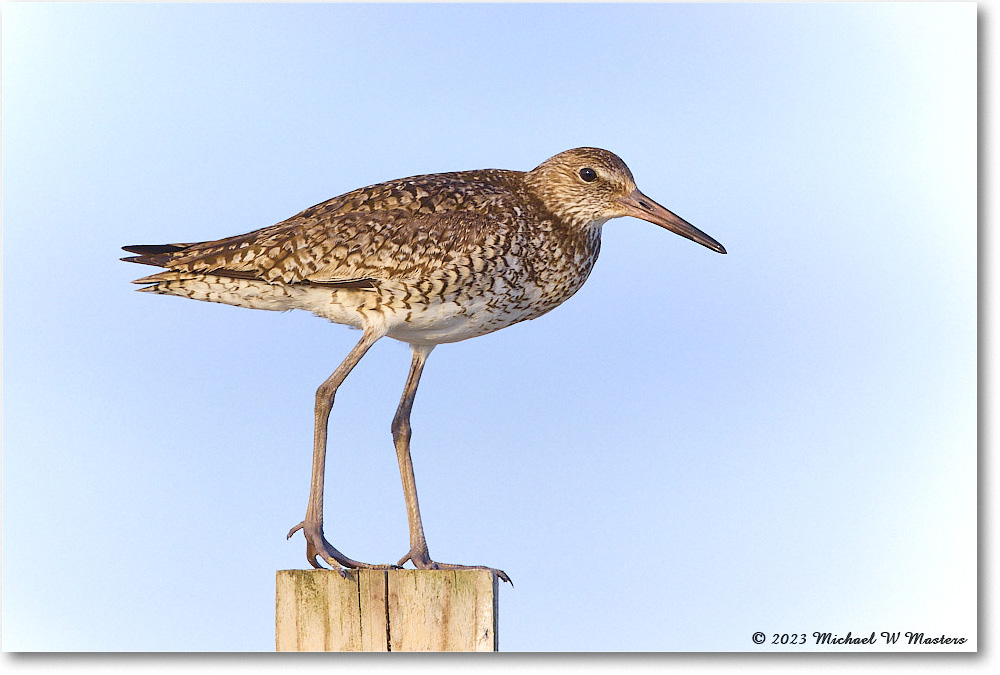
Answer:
[124,205,511,287]
[123,169,528,286]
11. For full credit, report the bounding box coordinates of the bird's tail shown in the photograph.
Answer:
[121,243,192,267]
[122,242,297,310]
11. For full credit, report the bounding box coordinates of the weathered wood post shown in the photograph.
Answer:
[275,569,499,651]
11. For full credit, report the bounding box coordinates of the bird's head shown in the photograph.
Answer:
[525,147,726,254]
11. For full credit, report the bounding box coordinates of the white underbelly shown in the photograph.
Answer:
[385,298,532,345]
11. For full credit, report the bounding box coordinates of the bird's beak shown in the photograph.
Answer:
[618,189,726,254]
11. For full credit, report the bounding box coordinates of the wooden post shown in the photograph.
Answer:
[275,569,499,651]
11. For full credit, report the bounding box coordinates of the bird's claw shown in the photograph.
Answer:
[287,520,395,574]
[397,549,512,585]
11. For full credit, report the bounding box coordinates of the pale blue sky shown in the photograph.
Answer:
[2,2,977,652]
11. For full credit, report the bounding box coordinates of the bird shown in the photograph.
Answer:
[122,147,726,584]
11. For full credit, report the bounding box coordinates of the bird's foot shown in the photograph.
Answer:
[287,521,397,576]
[397,549,512,585]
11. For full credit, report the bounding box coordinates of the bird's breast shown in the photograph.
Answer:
[386,222,602,343]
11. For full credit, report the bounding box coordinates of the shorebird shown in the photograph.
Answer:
[123,147,725,583]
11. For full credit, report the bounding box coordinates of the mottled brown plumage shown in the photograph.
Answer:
[123,147,725,582]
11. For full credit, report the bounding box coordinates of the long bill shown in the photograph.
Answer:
[618,189,727,254]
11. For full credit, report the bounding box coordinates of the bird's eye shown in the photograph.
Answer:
[579,167,598,182]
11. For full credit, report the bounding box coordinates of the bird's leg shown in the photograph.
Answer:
[393,344,511,584]
[287,327,394,575]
